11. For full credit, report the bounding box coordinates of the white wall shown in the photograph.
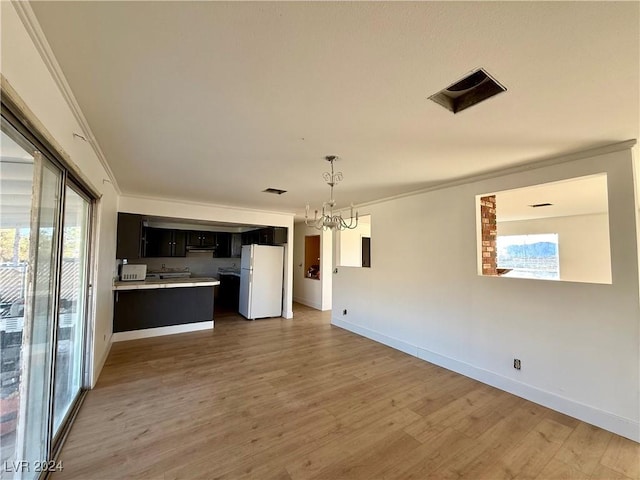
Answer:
[498,213,612,284]
[118,195,295,318]
[2,2,118,386]
[293,222,332,310]
[332,145,640,441]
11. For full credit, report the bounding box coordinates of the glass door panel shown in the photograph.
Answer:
[21,159,61,477]
[0,128,36,476]
[53,186,89,434]
[1,122,62,480]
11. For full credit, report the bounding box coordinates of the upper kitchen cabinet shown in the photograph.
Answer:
[242,229,260,245]
[187,231,230,257]
[144,228,187,257]
[116,213,145,259]
[258,228,274,245]
[215,233,231,258]
[230,233,242,257]
[262,227,287,245]
[241,227,288,246]
[272,227,288,245]
[187,231,217,248]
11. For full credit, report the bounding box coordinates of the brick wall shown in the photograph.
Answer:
[480,195,497,276]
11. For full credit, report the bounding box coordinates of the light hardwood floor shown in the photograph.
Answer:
[55,304,638,480]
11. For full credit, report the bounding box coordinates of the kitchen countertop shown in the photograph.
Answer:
[218,268,241,277]
[113,277,221,291]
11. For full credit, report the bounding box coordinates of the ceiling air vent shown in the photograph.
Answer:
[529,203,553,208]
[263,188,287,195]
[429,68,506,113]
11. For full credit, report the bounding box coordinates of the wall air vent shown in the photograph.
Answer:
[429,68,506,113]
[263,188,287,195]
[529,203,553,208]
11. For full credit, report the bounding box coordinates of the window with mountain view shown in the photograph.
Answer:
[497,234,559,280]
[477,173,611,284]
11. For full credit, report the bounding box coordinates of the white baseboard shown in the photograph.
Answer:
[293,296,322,310]
[112,321,214,342]
[331,317,640,443]
[332,317,418,356]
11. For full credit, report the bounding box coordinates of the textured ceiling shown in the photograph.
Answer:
[29,1,639,216]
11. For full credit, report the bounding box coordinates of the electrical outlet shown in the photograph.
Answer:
[513,358,521,370]
[343,309,347,315]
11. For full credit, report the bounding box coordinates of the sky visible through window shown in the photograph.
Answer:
[497,233,559,280]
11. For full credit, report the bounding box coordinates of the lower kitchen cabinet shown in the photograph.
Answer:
[113,287,214,332]
[218,274,240,310]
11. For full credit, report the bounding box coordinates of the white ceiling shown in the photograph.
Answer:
[29,1,639,217]
[494,174,609,222]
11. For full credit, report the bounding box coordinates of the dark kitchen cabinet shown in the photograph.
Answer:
[242,229,260,245]
[145,228,171,257]
[144,228,186,257]
[218,274,240,310]
[215,233,231,258]
[187,230,231,257]
[116,213,144,259]
[187,231,217,247]
[258,228,273,245]
[114,287,214,332]
[241,227,288,246]
[230,233,242,257]
[273,227,288,245]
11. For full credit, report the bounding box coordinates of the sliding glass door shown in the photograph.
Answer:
[53,185,90,434]
[1,111,93,479]
[1,126,61,480]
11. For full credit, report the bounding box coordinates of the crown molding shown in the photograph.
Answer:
[12,1,121,194]
[355,139,638,210]
[120,193,297,218]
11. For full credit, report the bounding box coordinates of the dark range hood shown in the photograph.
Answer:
[186,245,217,252]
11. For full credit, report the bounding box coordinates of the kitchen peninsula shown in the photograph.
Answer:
[113,212,289,339]
[113,277,220,337]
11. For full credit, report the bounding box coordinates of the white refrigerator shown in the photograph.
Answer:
[239,244,284,320]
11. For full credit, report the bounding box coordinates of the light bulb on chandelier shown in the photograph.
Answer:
[305,155,359,231]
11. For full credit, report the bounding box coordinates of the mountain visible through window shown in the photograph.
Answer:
[497,233,559,280]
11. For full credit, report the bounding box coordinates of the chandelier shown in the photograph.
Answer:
[305,155,359,231]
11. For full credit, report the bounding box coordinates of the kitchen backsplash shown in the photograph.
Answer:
[135,253,238,278]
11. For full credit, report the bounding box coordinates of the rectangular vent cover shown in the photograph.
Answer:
[263,188,287,195]
[429,68,506,114]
